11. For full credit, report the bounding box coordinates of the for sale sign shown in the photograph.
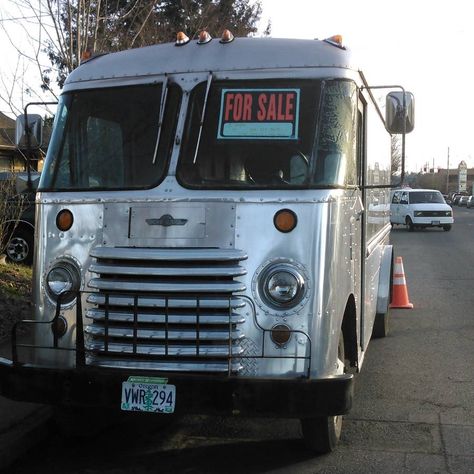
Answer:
[217,88,300,140]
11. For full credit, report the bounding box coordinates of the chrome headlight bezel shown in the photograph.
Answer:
[252,258,310,315]
[45,260,81,305]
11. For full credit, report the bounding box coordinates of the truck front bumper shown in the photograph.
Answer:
[0,358,353,418]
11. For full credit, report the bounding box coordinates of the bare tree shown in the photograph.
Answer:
[391,134,401,177]
[1,1,262,116]
[0,174,26,260]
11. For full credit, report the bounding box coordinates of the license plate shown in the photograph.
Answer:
[431,220,440,225]
[121,376,175,413]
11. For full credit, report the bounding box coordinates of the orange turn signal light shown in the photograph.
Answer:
[274,209,297,233]
[56,209,74,231]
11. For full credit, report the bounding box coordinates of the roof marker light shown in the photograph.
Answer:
[220,29,235,43]
[175,31,190,46]
[324,34,345,49]
[197,30,212,44]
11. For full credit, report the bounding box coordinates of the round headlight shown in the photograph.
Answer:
[261,264,305,309]
[46,262,81,304]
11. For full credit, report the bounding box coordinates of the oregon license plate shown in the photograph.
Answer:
[121,376,175,413]
[431,220,440,225]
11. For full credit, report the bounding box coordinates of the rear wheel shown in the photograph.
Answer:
[300,333,345,454]
[443,224,452,231]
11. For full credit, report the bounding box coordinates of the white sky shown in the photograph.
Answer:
[1,0,473,172]
[259,0,474,172]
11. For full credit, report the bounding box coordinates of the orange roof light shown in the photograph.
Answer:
[175,31,190,46]
[220,29,235,43]
[81,48,93,62]
[324,34,345,49]
[197,30,212,44]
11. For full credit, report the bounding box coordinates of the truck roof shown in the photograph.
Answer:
[65,37,355,86]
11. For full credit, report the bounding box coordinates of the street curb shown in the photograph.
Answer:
[0,403,52,471]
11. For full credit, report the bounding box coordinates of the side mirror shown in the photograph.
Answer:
[385,92,415,134]
[15,113,43,149]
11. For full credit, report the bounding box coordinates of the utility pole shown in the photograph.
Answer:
[446,147,450,194]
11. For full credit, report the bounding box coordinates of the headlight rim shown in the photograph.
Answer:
[252,258,310,315]
[45,259,81,306]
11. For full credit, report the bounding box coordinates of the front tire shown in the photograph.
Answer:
[300,332,345,454]
[443,225,452,231]
[406,217,414,232]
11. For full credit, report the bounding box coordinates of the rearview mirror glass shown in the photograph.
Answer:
[385,92,414,134]
[15,113,43,149]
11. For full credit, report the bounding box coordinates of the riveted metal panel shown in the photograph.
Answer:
[102,201,236,248]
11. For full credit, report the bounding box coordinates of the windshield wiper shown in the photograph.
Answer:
[152,75,169,165]
[193,72,213,164]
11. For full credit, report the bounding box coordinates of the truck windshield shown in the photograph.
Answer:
[409,192,445,204]
[177,79,357,189]
[40,84,180,191]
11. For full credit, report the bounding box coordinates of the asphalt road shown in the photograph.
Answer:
[7,208,474,473]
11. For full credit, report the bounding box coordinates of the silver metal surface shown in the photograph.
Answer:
[65,38,354,88]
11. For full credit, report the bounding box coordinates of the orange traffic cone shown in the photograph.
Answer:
[389,256,413,309]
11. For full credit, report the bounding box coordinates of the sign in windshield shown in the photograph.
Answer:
[217,89,300,140]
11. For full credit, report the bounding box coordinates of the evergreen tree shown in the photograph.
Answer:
[44,0,262,88]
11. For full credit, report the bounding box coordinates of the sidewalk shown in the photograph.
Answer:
[0,396,51,470]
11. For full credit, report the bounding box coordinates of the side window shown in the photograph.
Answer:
[392,191,400,204]
[400,192,408,204]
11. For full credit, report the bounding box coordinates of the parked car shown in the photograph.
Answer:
[391,188,453,231]
[458,196,469,207]
[467,196,474,208]
[452,195,462,205]
[2,172,40,265]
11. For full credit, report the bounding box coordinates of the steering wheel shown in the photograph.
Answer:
[289,150,309,184]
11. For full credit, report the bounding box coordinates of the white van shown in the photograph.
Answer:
[391,188,453,231]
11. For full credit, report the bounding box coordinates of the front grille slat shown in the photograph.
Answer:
[88,278,246,293]
[86,247,248,374]
[86,308,246,325]
[85,341,244,357]
[89,263,247,277]
[85,325,245,341]
[86,294,246,309]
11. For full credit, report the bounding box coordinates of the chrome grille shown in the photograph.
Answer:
[85,247,248,373]
[416,210,450,217]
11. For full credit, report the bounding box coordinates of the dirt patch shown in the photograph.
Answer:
[0,262,32,341]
